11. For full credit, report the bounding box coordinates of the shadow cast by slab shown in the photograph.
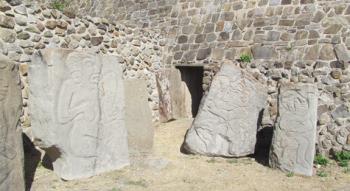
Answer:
[23,134,41,191]
[253,126,273,167]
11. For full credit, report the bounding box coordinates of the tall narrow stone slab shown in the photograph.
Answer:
[269,83,318,176]
[0,55,24,191]
[29,49,129,180]
[156,68,192,122]
[125,79,154,162]
[182,62,267,157]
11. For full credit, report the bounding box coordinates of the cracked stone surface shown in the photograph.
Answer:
[29,49,129,180]
[182,61,267,157]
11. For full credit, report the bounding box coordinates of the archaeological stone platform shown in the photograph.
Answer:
[29,49,129,180]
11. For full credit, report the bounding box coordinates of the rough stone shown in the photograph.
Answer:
[17,32,30,40]
[45,20,57,29]
[14,14,27,26]
[5,0,21,6]
[324,24,342,34]
[252,46,278,59]
[269,83,318,176]
[0,28,16,43]
[91,36,103,46]
[0,55,24,191]
[0,1,11,12]
[29,49,129,180]
[14,5,26,15]
[196,48,211,60]
[0,14,15,29]
[178,35,188,44]
[43,31,53,38]
[319,44,335,61]
[182,61,267,157]
[125,80,154,162]
[334,44,350,66]
[331,104,350,119]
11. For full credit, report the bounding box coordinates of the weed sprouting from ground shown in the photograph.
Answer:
[334,151,350,167]
[51,0,66,11]
[239,54,252,63]
[286,172,294,177]
[317,171,328,177]
[314,154,329,166]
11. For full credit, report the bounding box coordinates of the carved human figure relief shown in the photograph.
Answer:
[269,83,318,176]
[30,49,129,180]
[182,61,267,157]
[0,55,24,191]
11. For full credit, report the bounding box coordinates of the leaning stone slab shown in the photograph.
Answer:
[269,83,318,176]
[125,79,154,163]
[182,61,267,157]
[29,49,129,180]
[156,68,192,122]
[0,55,24,191]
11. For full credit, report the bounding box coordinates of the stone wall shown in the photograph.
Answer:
[161,0,350,155]
[105,0,350,155]
[0,0,167,128]
[2,0,350,155]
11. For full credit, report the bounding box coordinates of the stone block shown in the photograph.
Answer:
[125,80,154,162]
[197,48,211,60]
[0,55,24,191]
[182,61,267,157]
[0,14,15,29]
[29,49,129,180]
[319,44,335,61]
[252,46,278,59]
[269,83,318,176]
[324,24,342,34]
[0,28,16,43]
[334,44,350,66]
[178,35,188,44]
[156,68,192,122]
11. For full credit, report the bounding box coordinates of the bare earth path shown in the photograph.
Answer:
[31,119,350,191]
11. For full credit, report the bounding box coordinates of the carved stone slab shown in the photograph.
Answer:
[29,49,129,180]
[125,79,154,162]
[182,62,267,157]
[269,83,318,176]
[156,68,192,122]
[0,55,24,191]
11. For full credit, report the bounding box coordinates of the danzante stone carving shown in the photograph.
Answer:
[0,55,24,191]
[182,61,267,157]
[29,49,129,180]
[269,83,318,176]
[125,79,154,162]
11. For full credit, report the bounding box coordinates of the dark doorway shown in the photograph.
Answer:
[176,65,204,117]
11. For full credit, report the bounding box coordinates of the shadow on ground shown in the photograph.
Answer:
[23,134,41,191]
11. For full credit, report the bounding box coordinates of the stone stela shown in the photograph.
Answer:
[269,83,318,176]
[0,55,24,191]
[29,49,129,180]
[182,61,267,157]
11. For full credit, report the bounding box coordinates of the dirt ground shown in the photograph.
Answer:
[29,119,350,191]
